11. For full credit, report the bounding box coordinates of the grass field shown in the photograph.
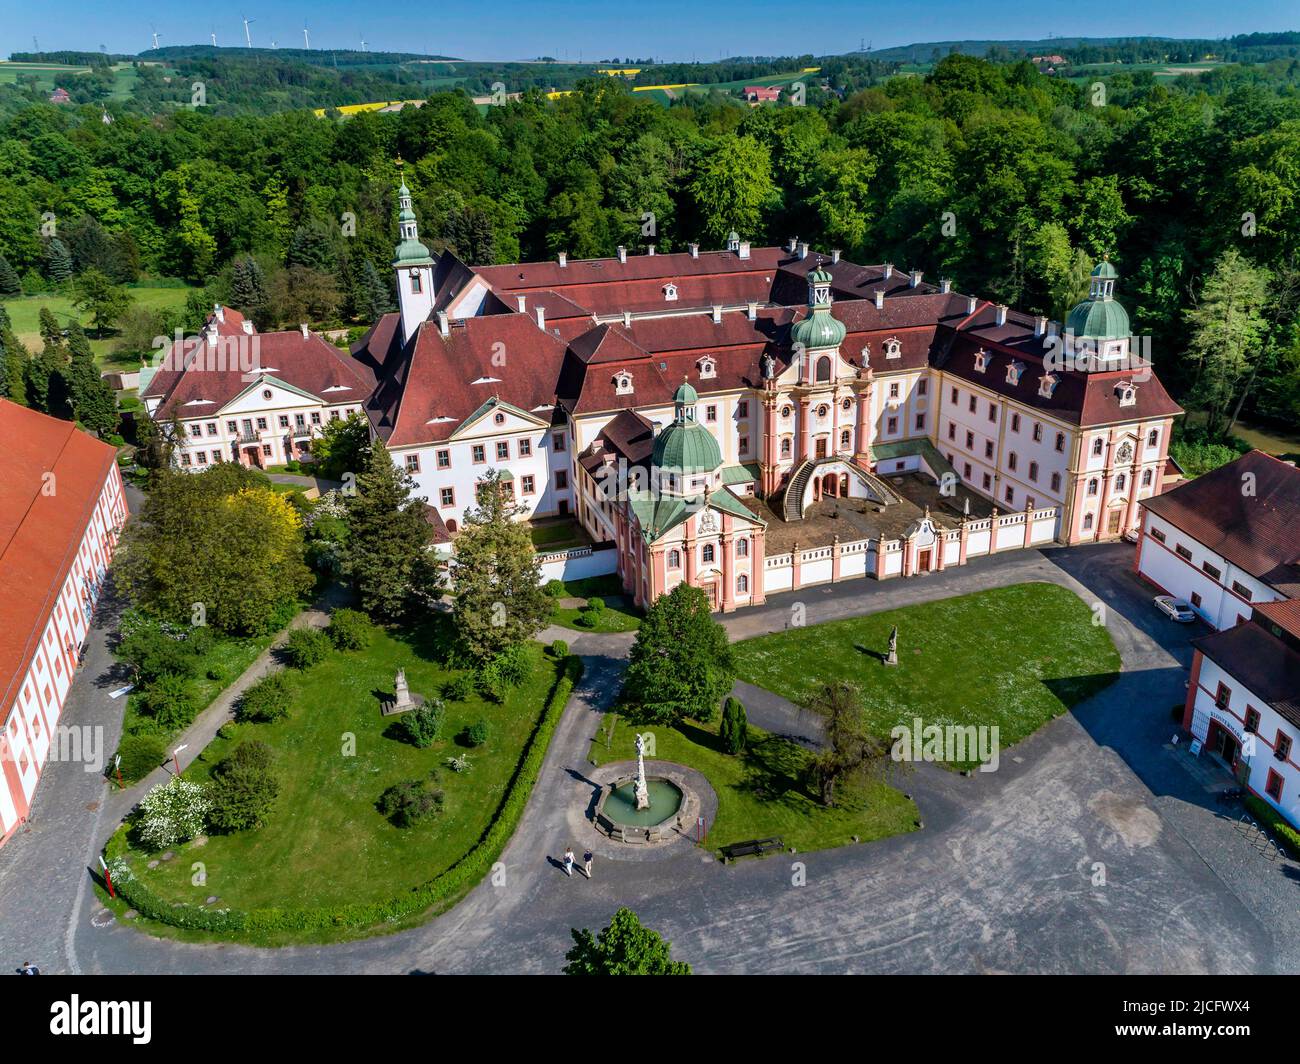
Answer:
[121,625,565,917]
[4,283,196,368]
[732,583,1121,759]
[549,574,641,633]
[589,714,918,854]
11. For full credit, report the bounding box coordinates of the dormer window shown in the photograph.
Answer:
[1116,381,1137,407]
[613,371,634,396]
[663,283,678,302]
[883,338,901,359]
[973,349,990,373]
[697,357,716,380]
[1038,373,1058,399]
[1005,360,1024,385]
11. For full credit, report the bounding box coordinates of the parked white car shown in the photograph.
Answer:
[1154,595,1196,623]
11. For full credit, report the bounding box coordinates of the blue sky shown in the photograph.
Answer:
[4,0,1290,61]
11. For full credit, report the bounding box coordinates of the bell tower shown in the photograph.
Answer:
[392,178,436,345]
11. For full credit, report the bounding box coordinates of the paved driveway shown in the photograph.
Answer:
[3,541,1295,973]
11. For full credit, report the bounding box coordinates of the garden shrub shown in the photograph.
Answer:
[545,579,566,598]
[396,700,446,748]
[720,696,748,755]
[464,719,490,747]
[442,674,474,702]
[238,672,292,723]
[584,596,606,614]
[113,733,167,783]
[136,778,211,851]
[1246,794,1300,858]
[137,673,200,731]
[377,774,444,827]
[549,639,569,658]
[207,741,279,834]
[328,608,372,650]
[282,627,331,670]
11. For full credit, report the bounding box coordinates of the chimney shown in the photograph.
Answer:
[797,241,809,260]
[711,304,722,324]
[940,277,952,293]
[738,240,750,260]
[534,306,546,331]
[1035,315,1047,337]
[300,323,309,339]
[241,319,254,335]
[437,311,450,337]
[558,251,568,267]
[746,301,758,321]
[213,303,225,324]
[830,249,841,264]
[966,295,978,315]
[874,290,884,311]
[646,244,655,256]
[882,263,893,280]
[995,305,1008,326]
[515,294,527,313]
[622,311,632,328]
[787,236,798,253]
[909,269,922,288]
[689,242,699,259]
[617,245,627,263]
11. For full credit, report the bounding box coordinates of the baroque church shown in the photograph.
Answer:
[150,180,1184,610]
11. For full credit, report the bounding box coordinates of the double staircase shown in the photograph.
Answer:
[779,458,904,522]
[781,460,816,521]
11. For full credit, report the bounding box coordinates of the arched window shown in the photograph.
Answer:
[1116,473,1127,491]
[1082,513,1094,531]
[1087,478,1099,496]
[780,437,792,458]
[840,430,851,449]
[736,538,749,557]
[1050,472,1061,492]
[668,549,681,569]
[1092,438,1104,457]
[1147,428,1159,447]
[737,574,749,594]
[702,543,715,564]
[1142,469,1153,487]
[1028,461,1039,482]
[816,356,832,382]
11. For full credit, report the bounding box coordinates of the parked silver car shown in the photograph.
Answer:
[1154,595,1196,623]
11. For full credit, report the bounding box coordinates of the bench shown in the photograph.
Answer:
[721,837,785,861]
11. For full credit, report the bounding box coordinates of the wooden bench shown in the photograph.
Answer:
[721,837,785,861]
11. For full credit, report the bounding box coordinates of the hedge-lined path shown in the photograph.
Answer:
[4,542,1296,972]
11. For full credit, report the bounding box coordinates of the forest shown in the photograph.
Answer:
[0,51,1296,456]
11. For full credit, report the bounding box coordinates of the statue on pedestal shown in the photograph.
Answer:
[393,668,414,710]
[634,733,651,811]
[884,625,898,666]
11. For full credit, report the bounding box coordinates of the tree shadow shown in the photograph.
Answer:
[736,734,809,804]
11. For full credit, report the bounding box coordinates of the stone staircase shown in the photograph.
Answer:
[781,460,816,521]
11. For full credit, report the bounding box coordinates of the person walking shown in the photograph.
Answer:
[17,961,39,975]
[563,846,575,877]
[583,848,593,879]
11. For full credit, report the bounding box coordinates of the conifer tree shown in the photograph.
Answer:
[342,438,441,620]
[230,255,269,317]
[451,468,551,664]
[66,321,118,437]
[46,237,73,284]
[0,254,21,297]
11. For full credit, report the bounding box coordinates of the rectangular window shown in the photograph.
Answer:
[330,410,340,420]
[1202,561,1221,580]
[552,432,566,452]
[1151,527,1166,544]
[518,439,532,457]
[181,453,192,466]
[1244,708,1261,733]
[496,441,510,461]
[196,452,208,465]
[1005,485,1014,505]
[706,405,718,422]
[1276,732,1292,762]
[227,420,238,434]
[917,379,928,397]
[1232,581,1253,601]
[737,401,749,418]
[555,470,568,490]
[206,422,217,436]
[886,416,898,434]
[950,387,958,405]
[1266,769,1284,801]
[915,413,926,431]
[1055,432,1065,452]
[1008,452,1018,472]
[256,417,268,430]
[889,382,900,399]
[948,423,956,440]
[988,403,997,422]
[436,449,450,470]
[984,441,994,460]
[190,424,203,438]
[1011,413,1021,433]
[440,487,454,507]
[295,414,306,428]
[1175,544,1193,561]
[522,474,536,495]
[738,435,749,456]
[472,445,486,464]
[963,462,972,479]
[262,444,272,457]
[1190,591,1202,608]
[214,451,224,463]
[982,472,992,491]
[405,454,421,473]
[279,415,290,428]
[1214,682,1231,709]
[968,396,977,413]
[310,412,321,425]
[965,431,974,449]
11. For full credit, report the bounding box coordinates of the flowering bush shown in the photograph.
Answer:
[137,778,211,850]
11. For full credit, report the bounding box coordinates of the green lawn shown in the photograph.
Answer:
[732,583,1121,755]
[4,283,196,369]
[589,715,917,854]
[549,574,641,633]
[121,624,566,920]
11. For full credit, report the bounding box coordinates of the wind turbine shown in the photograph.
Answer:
[303,25,311,49]
[242,15,255,48]
[210,31,217,46]
[151,31,162,50]
[360,36,368,52]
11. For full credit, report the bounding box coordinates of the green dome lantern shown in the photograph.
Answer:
[392,179,434,268]
[1065,257,1130,341]
[791,263,846,350]
[652,380,722,473]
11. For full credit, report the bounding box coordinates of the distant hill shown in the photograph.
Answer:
[864,32,1300,64]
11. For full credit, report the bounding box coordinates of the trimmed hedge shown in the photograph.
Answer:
[1245,794,1300,858]
[102,655,584,938]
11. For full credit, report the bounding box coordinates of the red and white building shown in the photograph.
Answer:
[1136,450,1298,630]
[141,306,377,471]
[0,400,127,845]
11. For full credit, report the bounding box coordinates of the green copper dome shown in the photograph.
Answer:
[653,381,721,473]
[791,308,846,350]
[393,238,434,268]
[1066,258,1129,340]
[807,266,834,287]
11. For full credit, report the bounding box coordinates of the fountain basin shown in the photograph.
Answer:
[602,778,683,828]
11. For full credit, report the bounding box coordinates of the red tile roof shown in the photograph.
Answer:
[1193,621,1300,726]
[1142,451,1300,596]
[0,401,121,716]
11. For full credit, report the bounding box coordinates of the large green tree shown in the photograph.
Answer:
[690,135,777,247]
[341,438,441,621]
[803,681,890,808]
[70,267,132,338]
[563,908,692,975]
[65,321,118,437]
[623,582,733,726]
[450,469,550,663]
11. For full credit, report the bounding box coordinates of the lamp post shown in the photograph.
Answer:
[172,744,188,777]
[98,855,114,899]
[113,754,122,790]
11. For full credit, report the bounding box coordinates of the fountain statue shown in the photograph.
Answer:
[634,733,651,811]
